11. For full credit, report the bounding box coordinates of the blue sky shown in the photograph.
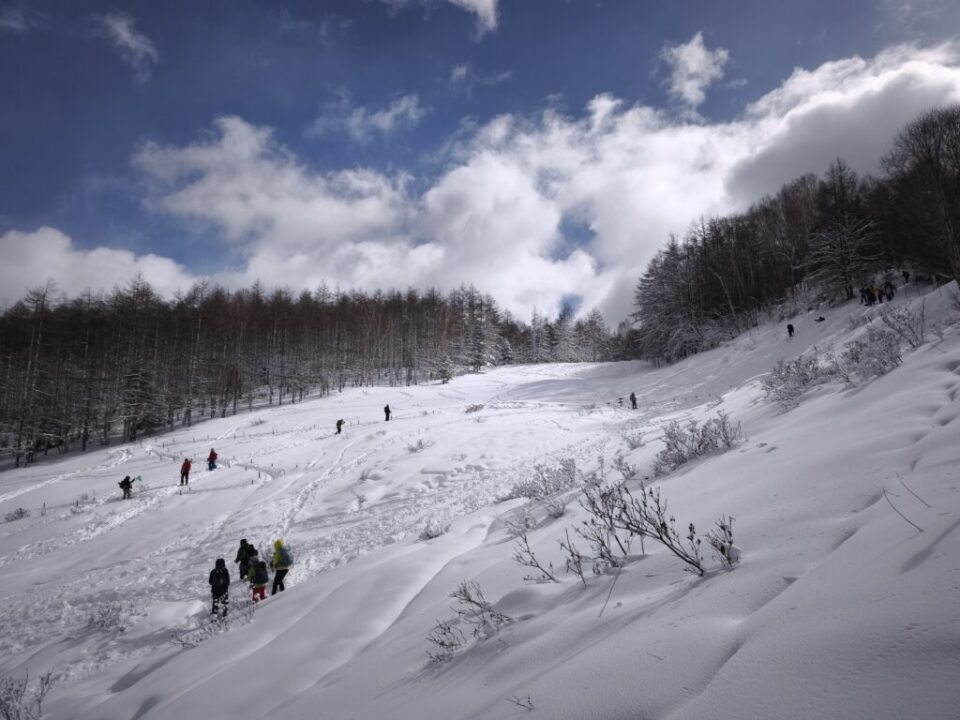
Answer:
[2,0,960,320]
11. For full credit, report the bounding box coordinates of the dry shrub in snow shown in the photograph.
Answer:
[761,353,827,409]
[426,618,465,662]
[464,403,484,414]
[621,427,645,450]
[879,302,926,349]
[4,507,28,523]
[0,669,55,720]
[451,581,512,638]
[506,458,579,501]
[833,326,902,382]
[87,602,126,633]
[612,454,639,481]
[419,518,450,541]
[406,439,434,453]
[578,481,738,576]
[652,410,744,476]
[542,495,567,519]
[705,516,738,567]
[511,527,559,583]
[426,581,512,662]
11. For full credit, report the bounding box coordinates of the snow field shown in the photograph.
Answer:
[0,282,958,719]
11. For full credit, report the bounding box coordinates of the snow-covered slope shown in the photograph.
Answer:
[1,283,959,720]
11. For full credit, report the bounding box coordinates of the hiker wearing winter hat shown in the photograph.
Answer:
[209,558,230,617]
[234,538,255,580]
[270,539,293,595]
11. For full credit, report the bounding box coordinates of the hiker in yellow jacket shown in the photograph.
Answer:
[270,539,293,595]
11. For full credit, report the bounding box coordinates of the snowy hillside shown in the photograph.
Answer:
[2,283,959,720]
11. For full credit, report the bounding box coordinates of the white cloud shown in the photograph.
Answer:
[448,62,512,91]
[307,93,427,144]
[96,12,158,83]
[0,5,45,32]
[446,0,498,33]
[661,31,730,110]
[9,43,960,323]
[0,227,194,306]
[379,0,499,34]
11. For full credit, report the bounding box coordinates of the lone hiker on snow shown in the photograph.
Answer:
[384,404,391,421]
[629,392,637,410]
[180,458,192,486]
[209,558,230,617]
[336,419,344,434]
[271,539,293,595]
[207,448,218,471]
[118,475,134,500]
[234,538,255,581]
[787,323,795,338]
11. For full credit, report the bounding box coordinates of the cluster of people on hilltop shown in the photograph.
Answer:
[860,282,896,306]
[208,538,294,617]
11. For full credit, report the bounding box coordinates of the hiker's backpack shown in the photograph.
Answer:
[279,546,293,567]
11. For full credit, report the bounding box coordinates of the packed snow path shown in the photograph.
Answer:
[0,282,959,720]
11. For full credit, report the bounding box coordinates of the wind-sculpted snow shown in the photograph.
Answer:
[0,283,959,720]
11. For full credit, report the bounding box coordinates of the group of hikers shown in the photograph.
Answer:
[119,448,220,499]
[208,538,294,616]
[860,282,896,306]
[179,449,218,486]
[335,404,392,434]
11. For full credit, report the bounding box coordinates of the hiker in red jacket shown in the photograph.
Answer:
[207,448,218,471]
[180,459,192,486]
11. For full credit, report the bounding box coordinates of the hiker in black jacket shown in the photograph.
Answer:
[234,538,255,581]
[209,558,230,617]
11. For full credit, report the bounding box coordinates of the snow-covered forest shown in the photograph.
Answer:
[632,105,960,362]
[0,283,614,467]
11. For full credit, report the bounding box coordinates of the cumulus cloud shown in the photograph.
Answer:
[96,12,158,83]
[661,31,729,110]
[11,42,960,322]
[0,227,193,306]
[727,42,960,199]
[307,93,427,143]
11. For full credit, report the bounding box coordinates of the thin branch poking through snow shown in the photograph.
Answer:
[882,488,923,532]
[897,472,931,508]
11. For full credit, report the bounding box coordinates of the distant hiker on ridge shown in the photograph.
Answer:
[209,558,230,617]
[787,323,794,338]
[271,539,293,595]
[336,419,344,434]
[180,458,192,486]
[234,538,255,581]
[629,392,637,410]
[384,404,391,421]
[207,448,218,471]
[118,475,134,500]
